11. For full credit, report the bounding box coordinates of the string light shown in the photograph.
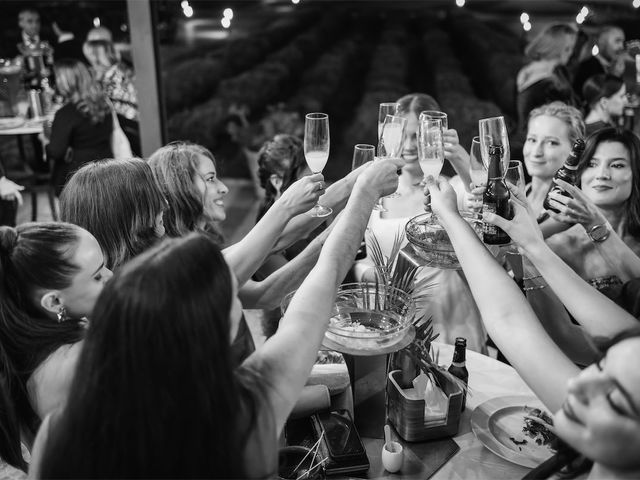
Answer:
[456,0,465,7]
[221,17,231,28]
[223,8,233,19]
[93,17,100,27]
[580,6,589,16]
[183,5,193,17]
[523,21,532,32]
[592,45,599,56]
[633,0,640,8]
[576,13,585,24]
[291,0,300,4]
[181,0,189,8]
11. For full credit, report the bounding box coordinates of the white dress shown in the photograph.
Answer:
[354,210,487,354]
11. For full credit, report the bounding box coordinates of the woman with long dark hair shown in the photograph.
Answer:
[0,222,111,472]
[582,74,628,136]
[60,158,166,271]
[29,157,403,478]
[427,177,640,479]
[47,59,113,195]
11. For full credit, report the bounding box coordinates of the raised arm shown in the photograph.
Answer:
[270,161,370,252]
[546,180,640,282]
[484,184,638,340]
[427,177,578,412]
[223,173,324,285]
[238,223,334,309]
[248,158,403,432]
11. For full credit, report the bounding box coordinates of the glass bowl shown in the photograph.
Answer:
[405,212,482,269]
[281,283,416,352]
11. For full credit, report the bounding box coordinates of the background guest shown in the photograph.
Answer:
[51,19,85,63]
[0,167,23,227]
[583,74,628,136]
[573,25,626,97]
[46,59,112,195]
[516,23,579,134]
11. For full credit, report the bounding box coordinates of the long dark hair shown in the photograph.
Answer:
[0,223,85,471]
[148,141,224,243]
[582,74,625,112]
[577,127,640,237]
[54,58,111,124]
[39,233,258,478]
[256,134,306,221]
[60,158,166,270]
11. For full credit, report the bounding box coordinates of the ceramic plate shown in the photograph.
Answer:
[470,395,555,468]
[0,118,25,130]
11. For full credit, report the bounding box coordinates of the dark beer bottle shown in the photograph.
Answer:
[542,139,586,214]
[623,106,635,132]
[448,337,469,411]
[482,145,510,245]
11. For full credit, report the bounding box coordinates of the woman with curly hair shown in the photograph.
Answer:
[46,59,113,195]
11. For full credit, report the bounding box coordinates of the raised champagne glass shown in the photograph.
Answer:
[304,112,332,218]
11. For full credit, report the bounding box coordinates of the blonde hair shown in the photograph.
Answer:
[525,23,577,62]
[528,101,585,143]
[54,59,110,124]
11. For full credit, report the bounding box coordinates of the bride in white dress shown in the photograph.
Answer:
[354,93,487,353]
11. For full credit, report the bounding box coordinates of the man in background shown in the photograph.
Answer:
[573,25,626,97]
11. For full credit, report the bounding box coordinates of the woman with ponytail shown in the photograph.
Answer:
[0,223,111,471]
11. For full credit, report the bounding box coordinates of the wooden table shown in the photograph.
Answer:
[353,343,536,480]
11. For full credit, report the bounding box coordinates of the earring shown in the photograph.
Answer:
[56,306,68,323]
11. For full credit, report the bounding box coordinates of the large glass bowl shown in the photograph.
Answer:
[405,212,482,269]
[281,283,416,352]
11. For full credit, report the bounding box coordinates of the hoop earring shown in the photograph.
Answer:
[57,306,68,323]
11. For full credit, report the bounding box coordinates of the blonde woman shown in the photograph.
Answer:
[46,59,112,195]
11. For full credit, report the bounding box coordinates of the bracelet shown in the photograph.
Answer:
[522,275,542,281]
[523,284,546,292]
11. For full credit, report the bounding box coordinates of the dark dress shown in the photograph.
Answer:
[585,120,612,137]
[0,163,17,227]
[517,66,578,133]
[573,56,605,99]
[47,103,113,195]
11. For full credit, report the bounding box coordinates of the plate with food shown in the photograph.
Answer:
[470,395,556,468]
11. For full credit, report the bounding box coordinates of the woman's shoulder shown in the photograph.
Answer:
[26,342,83,419]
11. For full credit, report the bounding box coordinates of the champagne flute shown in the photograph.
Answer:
[417,117,444,186]
[504,160,526,195]
[304,112,332,218]
[469,136,488,188]
[378,103,399,141]
[479,116,510,173]
[419,110,448,130]
[352,144,375,170]
[378,114,407,200]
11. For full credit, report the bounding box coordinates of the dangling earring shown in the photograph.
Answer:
[56,306,68,323]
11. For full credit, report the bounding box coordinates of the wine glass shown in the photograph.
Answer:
[479,116,510,173]
[417,117,444,186]
[469,136,488,188]
[378,103,399,140]
[304,112,332,218]
[419,110,448,130]
[504,160,526,196]
[378,114,407,200]
[352,144,375,170]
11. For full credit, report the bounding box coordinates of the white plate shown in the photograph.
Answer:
[470,395,555,468]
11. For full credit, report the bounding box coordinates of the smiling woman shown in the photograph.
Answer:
[545,128,640,294]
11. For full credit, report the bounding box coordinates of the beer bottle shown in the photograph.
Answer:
[623,106,635,132]
[542,139,586,214]
[482,145,510,245]
[448,337,469,411]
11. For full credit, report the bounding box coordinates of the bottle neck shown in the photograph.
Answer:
[487,155,502,180]
[452,346,466,364]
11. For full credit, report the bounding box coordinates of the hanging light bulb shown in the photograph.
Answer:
[592,45,599,56]
[456,0,465,7]
[523,21,532,32]
[633,0,640,8]
[223,8,233,19]
[576,13,585,24]
[93,17,100,27]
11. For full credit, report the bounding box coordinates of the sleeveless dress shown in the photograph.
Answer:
[354,211,487,353]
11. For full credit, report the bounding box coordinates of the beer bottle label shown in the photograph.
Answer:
[482,204,498,235]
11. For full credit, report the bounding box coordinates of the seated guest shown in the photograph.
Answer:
[355,93,485,352]
[573,25,626,97]
[83,37,140,155]
[51,20,85,63]
[427,177,640,479]
[46,59,112,196]
[516,24,579,134]
[29,158,403,478]
[583,74,628,136]
[60,158,166,271]
[0,222,111,472]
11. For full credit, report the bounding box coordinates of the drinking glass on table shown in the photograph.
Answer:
[352,144,375,170]
[304,112,332,218]
[479,116,510,173]
[417,117,444,186]
[378,102,399,141]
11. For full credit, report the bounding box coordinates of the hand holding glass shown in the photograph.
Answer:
[304,112,332,218]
